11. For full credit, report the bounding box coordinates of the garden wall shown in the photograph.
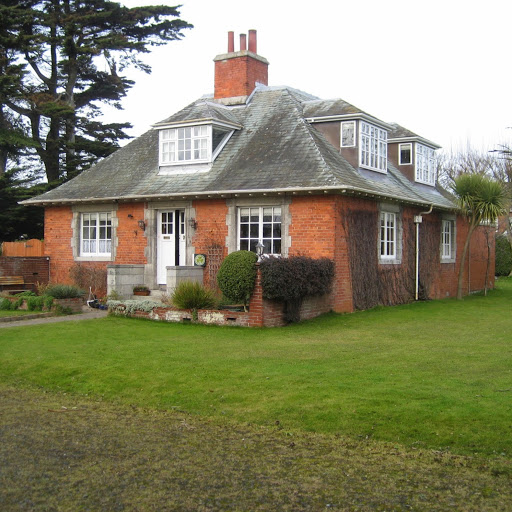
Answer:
[111,269,333,327]
[0,256,50,291]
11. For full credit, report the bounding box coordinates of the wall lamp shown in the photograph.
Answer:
[188,218,197,229]
[138,220,146,231]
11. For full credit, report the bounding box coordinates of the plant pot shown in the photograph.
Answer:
[134,290,150,296]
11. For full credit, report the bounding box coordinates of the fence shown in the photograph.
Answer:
[1,239,45,257]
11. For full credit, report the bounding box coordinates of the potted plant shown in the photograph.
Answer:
[133,285,150,296]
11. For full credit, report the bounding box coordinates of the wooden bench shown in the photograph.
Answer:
[0,276,30,295]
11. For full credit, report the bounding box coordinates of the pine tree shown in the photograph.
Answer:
[0,0,191,183]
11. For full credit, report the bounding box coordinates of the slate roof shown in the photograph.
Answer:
[24,85,454,210]
[388,122,442,149]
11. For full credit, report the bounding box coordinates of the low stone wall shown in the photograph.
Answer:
[53,297,83,313]
[107,264,145,299]
[114,305,251,327]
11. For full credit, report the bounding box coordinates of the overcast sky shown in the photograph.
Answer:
[108,0,512,153]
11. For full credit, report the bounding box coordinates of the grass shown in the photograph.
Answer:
[0,309,42,317]
[2,386,511,511]
[1,278,512,458]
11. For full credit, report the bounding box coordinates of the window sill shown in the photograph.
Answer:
[75,256,113,262]
[360,165,387,174]
[379,258,402,265]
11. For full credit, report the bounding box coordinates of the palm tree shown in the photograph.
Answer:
[452,174,507,299]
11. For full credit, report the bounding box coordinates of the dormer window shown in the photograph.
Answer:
[360,121,387,173]
[160,126,210,164]
[416,144,436,186]
[158,123,235,170]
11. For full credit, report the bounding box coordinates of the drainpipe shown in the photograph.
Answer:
[414,204,433,301]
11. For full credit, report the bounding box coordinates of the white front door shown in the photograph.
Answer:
[157,210,186,284]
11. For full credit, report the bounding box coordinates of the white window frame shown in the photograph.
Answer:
[399,143,412,165]
[159,125,211,165]
[80,212,112,257]
[238,206,282,255]
[360,121,387,173]
[415,143,436,186]
[441,219,456,262]
[340,121,356,147]
[379,211,397,260]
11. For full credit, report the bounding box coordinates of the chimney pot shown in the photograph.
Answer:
[240,33,247,51]
[227,31,234,53]
[248,29,257,53]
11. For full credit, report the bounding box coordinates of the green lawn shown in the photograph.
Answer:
[0,309,41,317]
[1,278,511,457]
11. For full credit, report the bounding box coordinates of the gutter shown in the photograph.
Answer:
[20,184,454,211]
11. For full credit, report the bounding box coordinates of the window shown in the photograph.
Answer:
[341,121,356,147]
[160,126,209,164]
[360,121,387,172]
[380,211,396,259]
[441,219,455,261]
[416,144,436,185]
[399,143,412,165]
[238,206,281,255]
[81,212,112,256]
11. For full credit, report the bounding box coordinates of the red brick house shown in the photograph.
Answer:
[24,30,493,322]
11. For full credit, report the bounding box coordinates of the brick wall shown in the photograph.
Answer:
[0,257,50,291]
[192,199,229,289]
[44,194,494,317]
[115,203,147,264]
[44,204,147,291]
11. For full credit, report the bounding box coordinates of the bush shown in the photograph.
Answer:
[495,235,512,277]
[260,256,335,323]
[45,284,84,299]
[14,291,36,297]
[0,298,12,310]
[216,251,258,309]
[26,296,44,311]
[171,281,216,316]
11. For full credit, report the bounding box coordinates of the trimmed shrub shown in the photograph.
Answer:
[260,256,335,323]
[172,281,216,320]
[45,284,84,299]
[216,251,258,309]
[496,235,512,277]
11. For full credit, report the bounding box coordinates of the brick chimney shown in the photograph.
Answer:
[213,30,269,101]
